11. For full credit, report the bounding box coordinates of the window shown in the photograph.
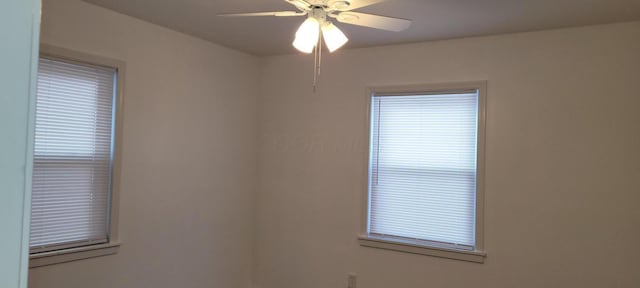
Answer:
[360,82,486,263]
[29,46,123,267]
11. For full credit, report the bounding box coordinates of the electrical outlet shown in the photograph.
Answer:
[348,273,357,288]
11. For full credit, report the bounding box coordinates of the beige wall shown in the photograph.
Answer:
[254,22,640,288]
[30,0,259,287]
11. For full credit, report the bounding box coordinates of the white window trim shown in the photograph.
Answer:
[359,81,487,263]
[29,44,125,268]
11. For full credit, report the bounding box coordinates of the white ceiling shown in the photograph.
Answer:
[82,0,640,56]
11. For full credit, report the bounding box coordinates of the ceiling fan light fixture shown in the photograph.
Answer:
[321,22,348,52]
[293,17,320,53]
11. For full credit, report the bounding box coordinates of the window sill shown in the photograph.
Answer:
[358,235,485,263]
[29,242,121,268]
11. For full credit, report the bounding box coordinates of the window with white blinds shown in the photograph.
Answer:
[30,56,117,253]
[367,89,482,252]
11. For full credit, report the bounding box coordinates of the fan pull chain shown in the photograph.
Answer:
[318,34,322,79]
[313,41,317,92]
[312,34,323,93]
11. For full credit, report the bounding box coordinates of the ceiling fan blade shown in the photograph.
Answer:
[338,0,384,11]
[334,12,411,31]
[219,11,305,17]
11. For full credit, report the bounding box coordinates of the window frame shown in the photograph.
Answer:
[29,44,125,268]
[359,81,487,263]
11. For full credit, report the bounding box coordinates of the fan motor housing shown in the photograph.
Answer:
[305,0,351,10]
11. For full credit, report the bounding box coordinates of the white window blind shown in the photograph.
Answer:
[30,57,116,253]
[368,91,479,250]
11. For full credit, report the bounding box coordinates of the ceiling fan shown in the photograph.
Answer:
[219,0,412,53]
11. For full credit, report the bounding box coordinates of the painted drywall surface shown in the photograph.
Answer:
[29,0,259,287]
[255,22,640,288]
[0,0,40,287]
